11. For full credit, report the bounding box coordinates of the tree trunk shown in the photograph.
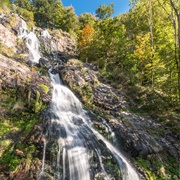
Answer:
[177,14,180,100]
[149,0,155,87]
[170,0,180,100]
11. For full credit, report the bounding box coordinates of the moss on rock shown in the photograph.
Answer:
[39,84,50,94]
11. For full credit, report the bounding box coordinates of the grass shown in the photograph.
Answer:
[0,85,46,173]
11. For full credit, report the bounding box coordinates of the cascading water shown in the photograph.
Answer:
[39,70,140,180]
[41,30,51,39]
[18,19,41,64]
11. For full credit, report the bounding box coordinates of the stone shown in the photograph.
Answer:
[58,58,179,163]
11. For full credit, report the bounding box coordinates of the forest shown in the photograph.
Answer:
[1,0,180,111]
[0,0,180,180]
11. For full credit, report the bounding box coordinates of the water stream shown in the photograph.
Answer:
[39,70,140,180]
[17,17,140,180]
[18,19,41,64]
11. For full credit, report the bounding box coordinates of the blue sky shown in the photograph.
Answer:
[61,0,130,16]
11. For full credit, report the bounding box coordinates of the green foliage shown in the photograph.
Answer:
[14,0,32,11]
[33,90,42,113]
[134,153,180,180]
[16,6,34,23]
[0,120,14,138]
[95,3,114,20]
[61,6,79,33]
[135,157,159,180]
[39,84,50,94]
[79,13,96,29]
[78,0,179,108]
[0,146,20,171]
[0,142,37,171]
[26,0,78,32]
[33,0,59,28]
[0,87,43,172]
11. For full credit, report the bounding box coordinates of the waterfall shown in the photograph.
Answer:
[41,30,51,39]
[39,70,140,180]
[18,19,41,64]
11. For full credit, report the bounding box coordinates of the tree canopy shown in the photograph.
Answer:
[95,3,114,20]
[1,0,179,109]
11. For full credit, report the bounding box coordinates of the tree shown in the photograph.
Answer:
[50,1,65,29]
[79,25,95,46]
[95,3,114,20]
[79,13,96,29]
[62,6,79,33]
[79,25,95,61]
[169,0,180,99]
[154,0,180,99]
[14,0,32,11]
[32,0,52,27]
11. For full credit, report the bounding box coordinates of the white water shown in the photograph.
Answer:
[41,30,51,39]
[91,129,139,180]
[18,19,41,64]
[40,71,140,180]
[49,72,90,180]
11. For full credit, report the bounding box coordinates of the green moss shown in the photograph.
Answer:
[0,146,21,171]
[39,84,50,94]
[33,90,42,113]
[135,157,159,180]
[103,156,121,179]
[134,154,180,180]
[0,139,12,157]
[82,84,93,105]
[0,112,41,171]
[166,156,180,180]
[0,120,14,138]
[0,83,47,173]
[25,144,36,169]
[0,42,14,57]
[81,68,87,76]
[68,59,83,67]
[0,142,37,172]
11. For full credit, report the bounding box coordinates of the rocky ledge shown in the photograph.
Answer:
[0,53,51,179]
[58,59,180,179]
[0,13,78,179]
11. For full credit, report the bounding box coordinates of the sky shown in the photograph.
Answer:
[61,0,130,17]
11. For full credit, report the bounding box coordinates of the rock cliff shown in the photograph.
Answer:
[0,13,77,179]
[58,59,180,179]
[0,13,179,180]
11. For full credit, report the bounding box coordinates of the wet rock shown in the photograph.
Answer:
[37,28,77,62]
[58,58,180,163]
[0,54,51,105]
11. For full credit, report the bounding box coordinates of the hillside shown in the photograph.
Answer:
[0,1,180,180]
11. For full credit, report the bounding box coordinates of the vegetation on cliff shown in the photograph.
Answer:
[0,0,179,180]
[3,0,179,108]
